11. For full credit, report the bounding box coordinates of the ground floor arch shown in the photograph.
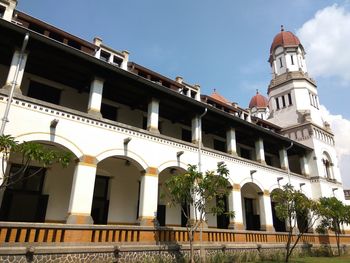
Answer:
[0,140,77,223]
[241,182,265,231]
[270,188,287,232]
[157,166,187,227]
[96,156,145,225]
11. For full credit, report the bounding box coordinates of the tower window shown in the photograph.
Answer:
[275,97,280,110]
[279,57,283,68]
[288,93,292,105]
[290,55,294,65]
[0,6,5,18]
[282,96,286,108]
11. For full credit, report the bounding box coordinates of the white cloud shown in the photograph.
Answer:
[297,4,350,81]
[320,105,350,188]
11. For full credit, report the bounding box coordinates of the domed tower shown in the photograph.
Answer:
[249,90,269,120]
[267,26,344,201]
[267,25,323,128]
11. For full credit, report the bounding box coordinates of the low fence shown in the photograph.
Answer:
[1,222,349,245]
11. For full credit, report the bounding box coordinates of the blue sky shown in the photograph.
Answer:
[17,0,350,187]
[17,0,349,116]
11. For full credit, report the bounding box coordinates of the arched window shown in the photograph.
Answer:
[322,152,333,179]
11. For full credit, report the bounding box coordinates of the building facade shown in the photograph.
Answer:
[0,0,347,236]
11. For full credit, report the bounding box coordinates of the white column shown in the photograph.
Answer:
[258,191,274,232]
[255,137,266,164]
[279,147,289,170]
[3,50,28,94]
[226,128,237,156]
[1,0,16,21]
[300,155,310,177]
[147,98,160,133]
[191,115,200,144]
[121,50,129,70]
[67,156,97,224]
[87,77,104,117]
[138,167,159,226]
[228,184,244,230]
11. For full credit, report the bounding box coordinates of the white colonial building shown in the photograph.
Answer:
[0,1,346,235]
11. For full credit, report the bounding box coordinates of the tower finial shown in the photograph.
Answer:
[281,25,284,32]
[256,89,259,94]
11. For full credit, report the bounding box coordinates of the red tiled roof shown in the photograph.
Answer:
[269,27,301,62]
[209,90,230,105]
[249,92,268,108]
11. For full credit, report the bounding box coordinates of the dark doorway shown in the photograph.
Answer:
[297,209,309,233]
[271,201,286,232]
[0,164,48,222]
[216,196,229,229]
[244,198,260,230]
[157,205,166,226]
[181,203,190,227]
[91,176,109,224]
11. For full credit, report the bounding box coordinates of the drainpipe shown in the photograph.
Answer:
[198,108,207,173]
[0,33,30,135]
[197,107,207,263]
[286,142,293,185]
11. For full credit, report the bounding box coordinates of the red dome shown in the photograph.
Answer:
[269,26,301,62]
[249,91,268,108]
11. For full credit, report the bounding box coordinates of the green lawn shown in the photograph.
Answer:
[262,255,350,263]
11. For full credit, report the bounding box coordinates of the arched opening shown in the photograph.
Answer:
[96,156,144,225]
[322,152,333,179]
[215,194,230,229]
[241,182,264,231]
[296,193,310,233]
[158,166,187,227]
[270,188,286,232]
[0,141,77,223]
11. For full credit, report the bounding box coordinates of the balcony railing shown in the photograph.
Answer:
[1,222,349,245]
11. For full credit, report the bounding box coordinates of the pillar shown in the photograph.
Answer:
[258,191,274,232]
[226,128,237,156]
[255,137,266,164]
[1,0,17,22]
[66,155,97,224]
[121,50,129,70]
[300,155,310,177]
[146,98,160,133]
[2,49,28,94]
[138,167,159,226]
[87,77,104,117]
[279,147,289,170]
[191,115,200,144]
[228,184,244,230]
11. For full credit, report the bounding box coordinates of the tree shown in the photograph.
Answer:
[316,197,350,256]
[164,163,234,263]
[0,134,72,189]
[271,184,320,262]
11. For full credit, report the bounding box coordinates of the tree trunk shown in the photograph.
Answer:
[189,230,195,263]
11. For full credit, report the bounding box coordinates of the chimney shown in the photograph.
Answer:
[93,36,103,47]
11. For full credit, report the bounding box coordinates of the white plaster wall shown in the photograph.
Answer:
[0,94,332,225]
[43,162,75,222]
[206,197,217,228]
[98,158,141,224]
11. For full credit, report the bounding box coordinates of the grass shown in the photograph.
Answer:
[261,254,350,263]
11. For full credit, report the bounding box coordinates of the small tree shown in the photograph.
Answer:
[164,163,234,263]
[271,184,320,262]
[0,134,72,189]
[316,197,350,256]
